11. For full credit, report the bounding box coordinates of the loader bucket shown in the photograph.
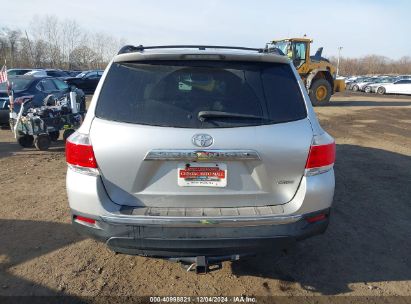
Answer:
[334,79,346,92]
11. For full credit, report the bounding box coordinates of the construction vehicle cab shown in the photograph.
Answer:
[267,38,344,106]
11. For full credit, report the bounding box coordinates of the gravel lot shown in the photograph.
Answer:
[0,92,410,298]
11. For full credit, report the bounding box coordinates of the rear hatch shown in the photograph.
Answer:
[0,81,11,109]
[90,59,312,208]
[0,77,33,109]
[0,92,8,109]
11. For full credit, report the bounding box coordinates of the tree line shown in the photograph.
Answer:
[0,15,126,71]
[329,55,411,76]
[1,16,410,75]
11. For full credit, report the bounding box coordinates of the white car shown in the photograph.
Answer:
[345,76,359,84]
[351,78,379,92]
[24,69,47,77]
[376,79,411,95]
[364,78,397,93]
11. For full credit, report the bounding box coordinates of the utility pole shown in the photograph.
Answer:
[337,46,343,77]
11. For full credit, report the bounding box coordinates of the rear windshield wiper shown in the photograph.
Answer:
[198,111,269,122]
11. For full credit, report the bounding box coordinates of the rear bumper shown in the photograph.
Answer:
[72,209,330,258]
[67,165,334,258]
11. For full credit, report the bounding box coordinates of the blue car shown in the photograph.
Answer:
[0,75,84,125]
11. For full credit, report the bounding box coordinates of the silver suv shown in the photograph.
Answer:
[66,45,335,271]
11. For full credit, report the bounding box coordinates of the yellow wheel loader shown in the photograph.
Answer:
[267,38,345,106]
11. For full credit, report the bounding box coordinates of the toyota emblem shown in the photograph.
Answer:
[192,134,213,147]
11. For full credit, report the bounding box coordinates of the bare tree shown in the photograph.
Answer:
[0,15,132,70]
[61,19,82,69]
[32,39,48,68]
[0,28,22,66]
[17,37,32,67]
[330,55,411,76]
[7,29,21,66]
[69,45,99,70]
[0,30,9,63]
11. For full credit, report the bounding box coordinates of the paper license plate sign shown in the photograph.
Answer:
[178,163,227,187]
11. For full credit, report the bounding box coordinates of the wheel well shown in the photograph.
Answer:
[312,71,334,90]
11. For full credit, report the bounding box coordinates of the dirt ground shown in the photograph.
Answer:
[0,92,410,299]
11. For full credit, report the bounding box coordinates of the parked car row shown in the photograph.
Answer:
[343,75,411,95]
[6,68,104,94]
[7,68,81,78]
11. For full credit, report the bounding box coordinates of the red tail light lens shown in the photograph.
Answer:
[66,141,97,168]
[306,213,327,223]
[66,132,98,169]
[305,142,335,176]
[306,142,336,169]
[74,215,96,224]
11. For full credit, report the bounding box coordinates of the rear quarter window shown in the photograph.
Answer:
[95,60,307,128]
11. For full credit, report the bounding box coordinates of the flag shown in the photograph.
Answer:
[0,64,7,83]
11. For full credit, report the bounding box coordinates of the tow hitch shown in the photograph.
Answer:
[171,255,243,274]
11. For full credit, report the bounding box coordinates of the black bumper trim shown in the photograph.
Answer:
[72,209,330,258]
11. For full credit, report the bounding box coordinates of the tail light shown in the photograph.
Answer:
[305,140,336,176]
[306,213,327,223]
[73,215,96,225]
[66,132,99,176]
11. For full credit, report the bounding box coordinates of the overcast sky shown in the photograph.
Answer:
[2,0,410,59]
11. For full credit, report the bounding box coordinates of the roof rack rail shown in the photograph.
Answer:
[117,45,275,55]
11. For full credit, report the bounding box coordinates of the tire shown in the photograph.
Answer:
[17,134,34,148]
[49,131,60,142]
[377,87,386,95]
[63,129,75,141]
[309,79,332,106]
[34,134,51,151]
[364,86,371,93]
[352,85,359,92]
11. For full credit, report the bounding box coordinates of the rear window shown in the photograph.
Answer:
[0,78,32,91]
[95,61,307,128]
